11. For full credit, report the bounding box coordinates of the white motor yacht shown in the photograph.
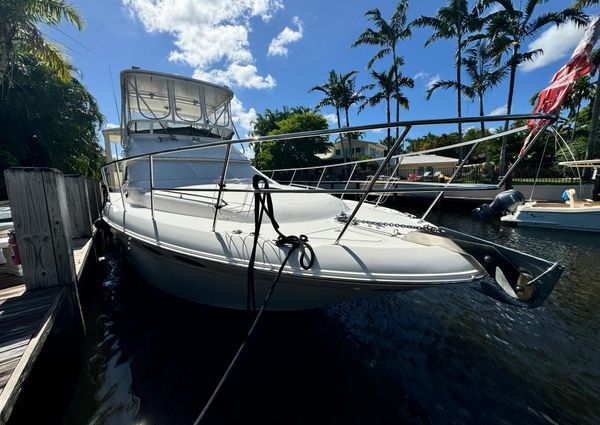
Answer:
[501,160,600,232]
[100,69,563,311]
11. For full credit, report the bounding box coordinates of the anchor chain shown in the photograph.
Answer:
[334,211,440,233]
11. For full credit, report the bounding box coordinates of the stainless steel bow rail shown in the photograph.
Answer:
[101,113,557,244]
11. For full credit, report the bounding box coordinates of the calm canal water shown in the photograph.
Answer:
[8,200,600,425]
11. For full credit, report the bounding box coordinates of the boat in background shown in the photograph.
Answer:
[501,160,600,232]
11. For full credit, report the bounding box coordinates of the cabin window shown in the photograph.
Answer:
[335,149,341,156]
[206,103,231,128]
[173,82,203,123]
[130,76,171,120]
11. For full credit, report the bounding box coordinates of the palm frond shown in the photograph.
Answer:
[366,47,391,69]
[526,10,589,35]
[425,79,460,100]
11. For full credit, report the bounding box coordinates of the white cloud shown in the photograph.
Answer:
[104,123,120,129]
[323,113,338,126]
[268,16,303,56]
[194,63,275,89]
[427,74,441,90]
[230,96,257,136]
[490,104,508,116]
[122,0,281,89]
[521,22,586,72]
[413,71,429,81]
[483,3,503,17]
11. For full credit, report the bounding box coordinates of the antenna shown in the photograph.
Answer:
[108,65,120,126]
[108,65,122,160]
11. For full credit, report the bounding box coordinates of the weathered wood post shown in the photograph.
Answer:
[93,179,103,216]
[64,175,92,239]
[4,168,85,333]
[85,177,100,221]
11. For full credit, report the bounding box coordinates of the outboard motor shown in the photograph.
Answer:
[473,189,525,219]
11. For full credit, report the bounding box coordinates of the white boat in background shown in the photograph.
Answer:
[501,160,600,232]
[100,69,564,311]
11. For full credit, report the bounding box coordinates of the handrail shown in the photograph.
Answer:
[334,126,411,244]
[101,113,558,245]
[103,114,555,167]
[264,124,530,173]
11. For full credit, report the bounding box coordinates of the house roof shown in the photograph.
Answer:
[400,154,458,165]
[331,139,385,148]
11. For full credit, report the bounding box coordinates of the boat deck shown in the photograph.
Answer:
[0,236,93,424]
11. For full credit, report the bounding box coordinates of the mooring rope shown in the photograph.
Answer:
[192,175,314,425]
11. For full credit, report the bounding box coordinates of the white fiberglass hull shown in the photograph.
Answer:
[120,235,453,310]
[103,184,488,310]
[501,202,600,232]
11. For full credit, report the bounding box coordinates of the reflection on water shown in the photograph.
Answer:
[8,201,600,425]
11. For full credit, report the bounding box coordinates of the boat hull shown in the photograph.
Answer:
[118,233,439,311]
[501,205,600,232]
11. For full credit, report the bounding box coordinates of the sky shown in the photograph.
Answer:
[46,0,599,148]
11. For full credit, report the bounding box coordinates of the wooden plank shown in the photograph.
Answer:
[64,176,92,239]
[72,235,94,280]
[4,168,76,291]
[0,288,64,425]
[0,285,25,301]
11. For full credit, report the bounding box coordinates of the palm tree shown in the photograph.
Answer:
[352,0,411,140]
[338,70,365,158]
[413,0,482,160]
[426,40,507,177]
[310,70,346,158]
[0,0,84,83]
[311,70,364,160]
[564,75,595,144]
[477,0,588,174]
[359,62,413,155]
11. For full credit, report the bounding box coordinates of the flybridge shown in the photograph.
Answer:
[120,69,235,145]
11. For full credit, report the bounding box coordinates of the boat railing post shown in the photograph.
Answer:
[375,159,402,207]
[317,167,327,188]
[334,126,411,245]
[289,169,297,185]
[497,120,553,188]
[115,161,126,212]
[340,162,357,201]
[212,144,232,232]
[419,136,482,222]
[149,154,155,221]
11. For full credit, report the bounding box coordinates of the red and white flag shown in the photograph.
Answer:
[520,14,600,157]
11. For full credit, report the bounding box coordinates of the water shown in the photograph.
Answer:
[8,200,600,425]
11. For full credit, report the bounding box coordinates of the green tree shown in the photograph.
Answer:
[0,55,104,198]
[477,0,588,173]
[252,112,330,170]
[0,0,84,83]
[251,106,311,156]
[585,48,600,178]
[352,0,412,140]
[413,0,482,160]
[359,61,413,154]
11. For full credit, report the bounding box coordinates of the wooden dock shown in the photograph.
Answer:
[0,168,103,424]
